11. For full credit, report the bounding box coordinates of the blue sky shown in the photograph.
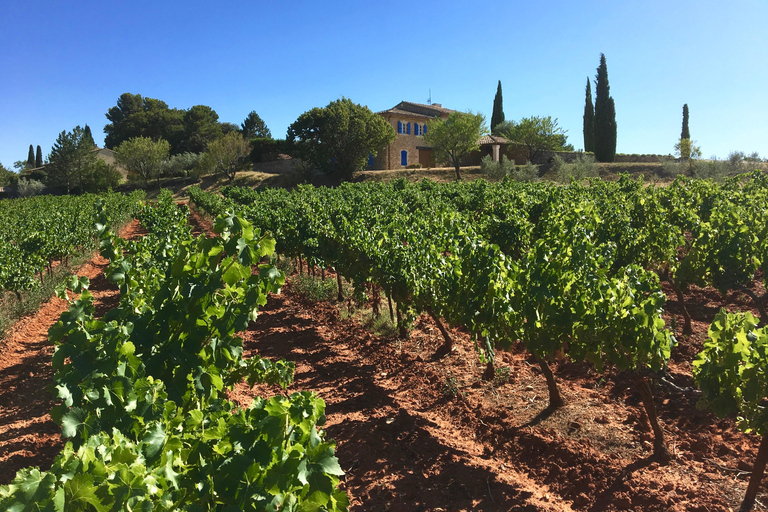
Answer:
[1,0,766,168]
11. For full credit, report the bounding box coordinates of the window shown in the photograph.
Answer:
[397,121,402,134]
[414,124,420,136]
[423,124,428,135]
[368,153,374,168]
[407,122,411,135]
[401,150,407,166]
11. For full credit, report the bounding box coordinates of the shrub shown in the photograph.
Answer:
[556,154,597,183]
[691,159,729,181]
[511,160,540,182]
[551,154,567,177]
[83,161,123,193]
[659,158,684,178]
[16,178,45,197]
[162,152,201,177]
[406,163,422,169]
[481,154,516,179]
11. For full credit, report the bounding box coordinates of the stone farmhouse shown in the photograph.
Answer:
[372,101,524,170]
[372,102,454,170]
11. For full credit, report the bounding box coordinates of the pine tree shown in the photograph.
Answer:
[583,78,595,153]
[681,104,690,140]
[35,145,43,167]
[27,145,35,168]
[594,53,617,162]
[490,81,505,134]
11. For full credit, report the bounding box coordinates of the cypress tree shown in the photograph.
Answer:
[594,53,617,162]
[681,104,690,140]
[583,78,595,153]
[490,80,505,134]
[27,145,35,168]
[83,124,95,148]
[35,145,43,167]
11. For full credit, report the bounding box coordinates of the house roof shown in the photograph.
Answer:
[478,135,509,145]
[378,101,455,119]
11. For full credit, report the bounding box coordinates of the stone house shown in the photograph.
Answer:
[372,101,528,170]
[372,101,455,170]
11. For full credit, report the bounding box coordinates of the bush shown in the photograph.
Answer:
[162,152,201,177]
[691,159,729,181]
[511,160,540,182]
[16,178,45,197]
[659,158,684,178]
[83,161,123,193]
[481,154,516,179]
[406,163,422,169]
[556,154,597,183]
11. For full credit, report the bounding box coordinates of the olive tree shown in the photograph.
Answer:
[423,111,487,180]
[114,136,170,186]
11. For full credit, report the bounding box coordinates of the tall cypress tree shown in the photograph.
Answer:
[27,145,35,168]
[681,104,690,140]
[594,53,617,162]
[35,145,43,167]
[583,78,595,153]
[83,124,95,148]
[490,80,505,134]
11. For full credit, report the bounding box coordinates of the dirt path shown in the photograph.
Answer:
[1,207,766,511]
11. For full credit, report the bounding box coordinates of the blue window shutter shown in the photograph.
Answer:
[397,121,402,134]
[401,150,407,166]
[368,153,374,167]
[407,122,411,134]
[415,124,420,136]
[424,124,428,135]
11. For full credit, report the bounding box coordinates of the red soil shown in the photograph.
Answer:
[1,208,766,511]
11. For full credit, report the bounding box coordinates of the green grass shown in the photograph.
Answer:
[291,274,339,302]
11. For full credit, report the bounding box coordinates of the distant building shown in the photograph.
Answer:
[373,101,525,170]
[373,102,455,170]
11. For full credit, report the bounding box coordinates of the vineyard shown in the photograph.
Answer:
[1,173,768,510]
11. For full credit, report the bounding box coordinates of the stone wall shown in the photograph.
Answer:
[613,154,670,163]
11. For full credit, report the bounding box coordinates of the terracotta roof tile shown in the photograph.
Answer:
[478,135,508,145]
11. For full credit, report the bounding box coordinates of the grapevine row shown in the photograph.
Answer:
[0,190,348,511]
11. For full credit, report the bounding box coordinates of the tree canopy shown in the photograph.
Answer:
[423,111,487,181]
[201,132,251,183]
[0,162,18,188]
[47,126,100,194]
[104,93,231,155]
[287,98,395,181]
[180,105,222,154]
[502,116,572,163]
[241,111,272,140]
[114,136,171,186]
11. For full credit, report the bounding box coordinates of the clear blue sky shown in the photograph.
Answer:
[1,0,766,169]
